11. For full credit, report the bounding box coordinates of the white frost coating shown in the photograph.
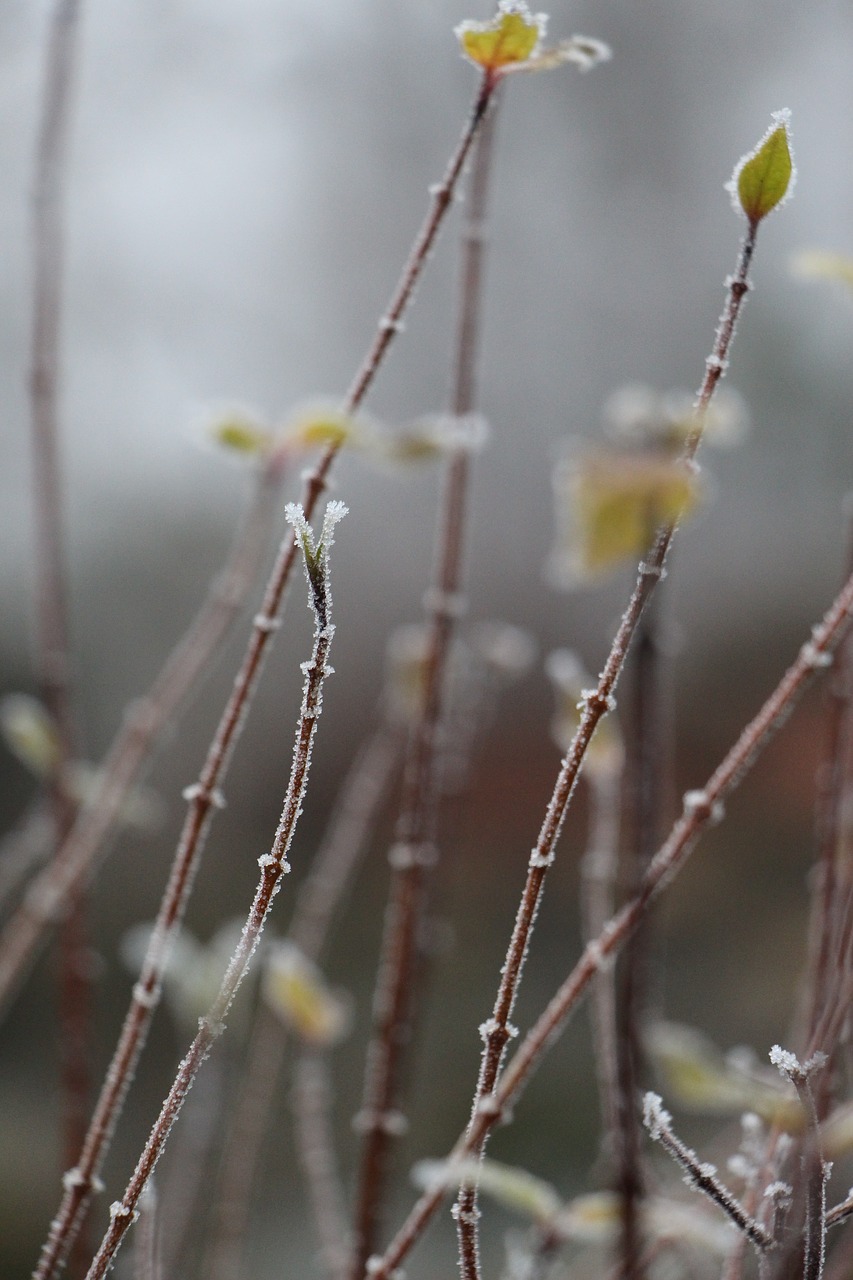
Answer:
[800,640,833,670]
[642,1091,671,1140]
[109,1200,138,1223]
[422,586,468,617]
[586,937,615,973]
[769,1044,801,1080]
[578,688,617,713]
[379,316,406,334]
[62,1166,103,1192]
[181,782,226,809]
[132,982,157,1009]
[476,1093,502,1119]
[682,789,724,824]
[257,853,277,869]
[253,612,281,634]
[528,849,554,869]
[726,109,796,218]
[365,1258,405,1280]
[705,355,729,373]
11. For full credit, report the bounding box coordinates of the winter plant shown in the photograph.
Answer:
[3,3,853,1280]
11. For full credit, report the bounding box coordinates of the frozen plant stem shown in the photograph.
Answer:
[582,767,622,1143]
[293,1052,351,1280]
[803,507,853,1072]
[31,70,495,1280]
[771,1048,830,1280]
[81,502,344,1280]
[206,720,400,1280]
[613,589,667,1280]
[367,565,853,1280]
[435,192,762,1280]
[641,1093,773,1253]
[351,87,500,1280]
[29,1,89,1270]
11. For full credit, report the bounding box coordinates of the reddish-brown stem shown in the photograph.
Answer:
[351,85,499,1280]
[443,215,758,1280]
[802,512,853,1087]
[206,721,400,1280]
[293,1052,350,1280]
[29,3,88,1269]
[81,509,340,1280]
[614,589,666,1280]
[30,0,81,759]
[367,566,853,1280]
[642,1094,773,1252]
[582,767,622,1142]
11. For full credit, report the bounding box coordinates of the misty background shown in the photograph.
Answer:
[2,1,853,1276]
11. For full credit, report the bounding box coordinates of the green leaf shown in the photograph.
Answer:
[728,110,795,224]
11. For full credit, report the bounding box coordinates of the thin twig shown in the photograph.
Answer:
[802,508,853,1073]
[293,1052,351,1280]
[614,589,666,1280]
[30,0,89,1241]
[439,212,759,1280]
[367,566,853,1280]
[80,502,344,1280]
[351,83,500,1280]
[583,767,622,1144]
[641,1092,773,1253]
[205,721,400,1280]
[133,1182,162,1280]
[771,1048,830,1280]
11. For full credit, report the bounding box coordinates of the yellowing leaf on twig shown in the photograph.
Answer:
[456,2,545,72]
[548,447,700,588]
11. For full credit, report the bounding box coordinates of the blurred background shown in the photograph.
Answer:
[2,0,853,1276]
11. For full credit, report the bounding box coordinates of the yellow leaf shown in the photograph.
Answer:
[0,694,62,778]
[791,249,853,293]
[211,415,274,457]
[456,2,545,73]
[263,943,351,1047]
[545,650,623,776]
[412,1158,561,1224]
[646,1022,804,1131]
[548,448,700,587]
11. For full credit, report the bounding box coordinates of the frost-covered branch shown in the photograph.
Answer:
[351,73,500,1280]
[641,1093,774,1252]
[80,502,345,1280]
